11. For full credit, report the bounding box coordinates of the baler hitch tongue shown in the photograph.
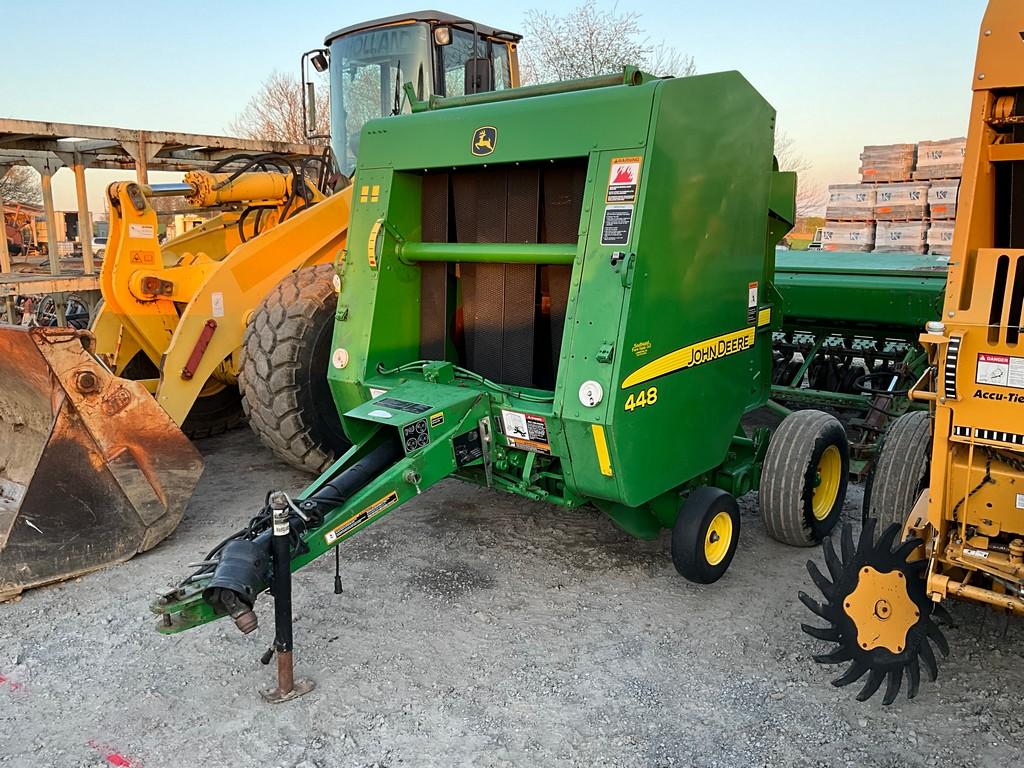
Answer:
[0,326,203,600]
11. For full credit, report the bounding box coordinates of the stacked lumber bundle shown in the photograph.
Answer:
[820,221,875,252]
[928,180,960,220]
[873,182,930,221]
[927,221,955,257]
[860,144,916,183]
[825,184,876,220]
[913,137,966,180]
[875,221,929,253]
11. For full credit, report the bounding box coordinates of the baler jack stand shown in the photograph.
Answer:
[260,496,315,704]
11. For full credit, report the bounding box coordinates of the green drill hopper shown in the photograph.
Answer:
[153,68,858,686]
[771,251,948,478]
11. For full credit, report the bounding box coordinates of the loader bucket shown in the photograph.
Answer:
[0,327,202,600]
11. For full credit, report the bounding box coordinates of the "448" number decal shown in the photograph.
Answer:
[624,387,658,412]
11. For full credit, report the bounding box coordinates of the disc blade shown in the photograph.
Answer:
[814,645,854,665]
[892,536,924,564]
[856,667,886,702]
[798,590,830,621]
[919,637,939,681]
[801,623,841,642]
[856,519,877,560]
[840,523,855,564]
[876,522,901,558]
[831,659,868,688]
[932,603,953,626]
[907,656,921,699]
[924,621,949,657]
[881,667,903,706]
[806,560,835,601]
[823,536,844,583]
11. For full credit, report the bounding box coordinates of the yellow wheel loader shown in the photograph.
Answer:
[0,11,521,598]
[801,0,1024,703]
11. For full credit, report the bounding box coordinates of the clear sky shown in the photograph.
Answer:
[3,0,985,210]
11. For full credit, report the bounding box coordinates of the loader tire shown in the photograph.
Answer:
[862,410,931,531]
[760,409,848,547]
[120,351,244,439]
[240,264,350,473]
[181,384,245,439]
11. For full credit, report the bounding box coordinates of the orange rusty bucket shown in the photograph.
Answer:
[0,327,202,600]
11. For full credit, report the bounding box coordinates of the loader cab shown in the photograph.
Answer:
[311,12,522,176]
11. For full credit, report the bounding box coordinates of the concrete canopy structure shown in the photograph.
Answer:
[0,118,324,324]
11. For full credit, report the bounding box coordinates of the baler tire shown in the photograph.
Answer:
[671,486,740,584]
[760,409,848,547]
[181,385,245,439]
[862,410,931,531]
[240,264,350,474]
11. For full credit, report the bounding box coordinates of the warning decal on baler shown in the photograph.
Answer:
[607,156,642,203]
[500,410,551,454]
[324,490,400,544]
[601,205,633,246]
[621,326,756,389]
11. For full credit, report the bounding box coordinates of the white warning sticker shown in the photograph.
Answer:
[976,353,1024,389]
[600,205,634,246]
[1016,492,1024,510]
[500,410,551,454]
[211,291,225,318]
[607,156,642,203]
[747,281,758,324]
[128,223,155,239]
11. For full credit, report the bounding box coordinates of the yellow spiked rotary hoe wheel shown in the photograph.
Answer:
[799,521,949,704]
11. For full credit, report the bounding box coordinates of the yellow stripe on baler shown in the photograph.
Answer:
[592,424,614,477]
[621,326,756,389]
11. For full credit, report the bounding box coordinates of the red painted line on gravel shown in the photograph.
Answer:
[86,740,143,768]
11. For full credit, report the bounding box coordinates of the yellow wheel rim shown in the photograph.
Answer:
[704,511,733,566]
[812,444,842,521]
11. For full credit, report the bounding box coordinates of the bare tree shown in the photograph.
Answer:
[519,1,696,84]
[228,71,330,144]
[0,166,41,206]
[775,130,826,218]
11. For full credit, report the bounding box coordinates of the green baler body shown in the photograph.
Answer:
[152,70,798,634]
[329,71,793,518]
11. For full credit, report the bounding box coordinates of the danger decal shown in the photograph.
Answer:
[500,410,551,454]
[976,353,1024,390]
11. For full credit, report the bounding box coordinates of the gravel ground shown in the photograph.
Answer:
[2,429,1023,768]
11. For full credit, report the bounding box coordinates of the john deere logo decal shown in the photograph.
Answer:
[472,126,497,156]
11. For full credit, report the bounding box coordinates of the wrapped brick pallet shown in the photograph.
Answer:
[860,143,916,183]
[821,221,875,252]
[874,182,930,220]
[927,221,955,257]
[928,180,960,220]
[875,221,928,254]
[913,137,966,180]
[825,184,876,221]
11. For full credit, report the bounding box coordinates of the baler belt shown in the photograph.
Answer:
[542,164,587,373]
[454,168,539,386]
[420,173,450,361]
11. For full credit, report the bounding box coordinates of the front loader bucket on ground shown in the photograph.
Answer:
[0,327,203,600]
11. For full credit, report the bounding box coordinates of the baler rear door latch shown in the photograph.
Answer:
[610,252,636,286]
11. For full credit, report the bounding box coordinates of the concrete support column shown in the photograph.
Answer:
[125,132,163,185]
[37,163,66,326]
[0,166,14,324]
[72,155,94,275]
